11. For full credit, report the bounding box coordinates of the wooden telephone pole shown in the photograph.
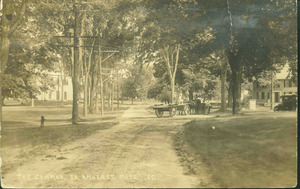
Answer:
[270,71,273,110]
[52,2,119,122]
[99,46,104,116]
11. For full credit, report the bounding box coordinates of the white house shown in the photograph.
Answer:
[36,72,73,102]
[253,65,297,106]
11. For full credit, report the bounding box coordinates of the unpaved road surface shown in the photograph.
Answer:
[2,103,213,188]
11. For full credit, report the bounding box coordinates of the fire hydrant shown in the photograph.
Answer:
[41,115,45,127]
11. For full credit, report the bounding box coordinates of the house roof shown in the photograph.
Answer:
[275,64,290,80]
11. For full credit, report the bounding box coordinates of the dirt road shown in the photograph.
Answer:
[2,103,211,188]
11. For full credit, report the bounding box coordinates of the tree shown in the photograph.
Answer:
[182,0,297,114]
[121,64,154,104]
[157,86,172,104]
[141,0,207,103]
[161,45,180,103]
[0,0,27,122]
[121,77,138,104]
[224,0,296,114]
[1,46,57,103]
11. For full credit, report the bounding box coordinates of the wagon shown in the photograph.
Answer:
[153,103,191,117]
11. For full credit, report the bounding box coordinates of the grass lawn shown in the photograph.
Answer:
[1,104,129,147]
[1,105,127,173]
[181,113,297,188]
[2,122,117,147]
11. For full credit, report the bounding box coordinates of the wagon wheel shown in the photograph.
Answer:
[169,107,177,117]
[183,105,191,115]
[274,106,279,112]
[155,109,164,117]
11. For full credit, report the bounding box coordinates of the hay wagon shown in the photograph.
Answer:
[153,103,191,117]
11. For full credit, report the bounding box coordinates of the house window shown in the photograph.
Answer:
[256,92,259,99]
[256,82,259,88]
[267,92,270,99]
[64,92,67,100]
[261,92,265,100]
[289,80,293,87]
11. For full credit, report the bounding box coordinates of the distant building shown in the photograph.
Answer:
[36,72,73,101]
[253,65,297,106]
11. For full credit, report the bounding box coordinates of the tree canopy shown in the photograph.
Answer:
[0,0,297,119]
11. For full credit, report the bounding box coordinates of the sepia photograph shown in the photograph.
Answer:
[0,0,297,188]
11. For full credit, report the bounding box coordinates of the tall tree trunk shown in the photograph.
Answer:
[106,81,110,108]
[220,62,227,112]
[95,64,100,114]
[72,72,80,124]
[171,78,175,103]
[89,71,96,113]
[60,64,64,106]
[231,65,241,115]
[237,70,242,110]
[82,55,89,117]
[117,73,120,108]
[0,34,10,124]
[161,45,180,104]
[0,33,7,120]
[111,82,114,111]
[228,80,233,108]
[89,75,93,113]
[0,87,2,123]
[83,74,88,117]
[87,76,91,108]
[94,63,99,114]
[227,51,241,115]
[0,34,10,75]
[95,93,99,113]
[232,70,237,114]
[72,4,81,124]
[99,47,104,115]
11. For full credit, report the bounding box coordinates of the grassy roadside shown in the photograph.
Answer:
[2,122,117,147]
[1,105,129,174]
[1,122,118,174]
[177,114,297,188]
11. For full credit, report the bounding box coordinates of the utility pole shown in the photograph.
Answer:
[111,70,114,112]
[99,46,104,116]
[60,61,64,106]
[117,72,119,108]
[270,71,273,110]
[49,2,119,122]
